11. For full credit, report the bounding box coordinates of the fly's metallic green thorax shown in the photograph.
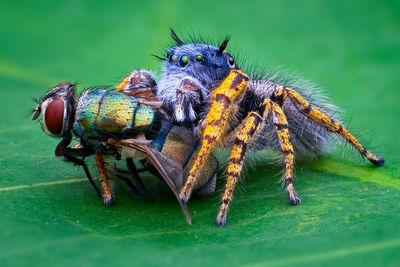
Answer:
[73,89,155,143]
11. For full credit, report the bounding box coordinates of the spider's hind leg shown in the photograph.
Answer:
[270,101,301,205]
[280,87,384,166]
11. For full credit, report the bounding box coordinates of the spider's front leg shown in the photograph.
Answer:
[116,70,156,92]
[179,70,249,203]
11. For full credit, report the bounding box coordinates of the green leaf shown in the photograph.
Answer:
[1,0,400,266]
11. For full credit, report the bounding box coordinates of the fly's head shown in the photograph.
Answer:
[156,29,238,126]
[32,82,76,138]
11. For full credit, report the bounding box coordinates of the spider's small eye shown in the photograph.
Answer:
[180,55,189,67]
[227,56,235,68]
[171,55,178,62]
[196,55,203,62]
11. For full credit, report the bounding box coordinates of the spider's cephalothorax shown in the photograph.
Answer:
[151,30,384,226]
[156,29,237,126]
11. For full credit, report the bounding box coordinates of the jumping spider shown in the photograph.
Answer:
[152,29,384,226]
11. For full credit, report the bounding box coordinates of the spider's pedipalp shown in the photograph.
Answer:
[174,76,207,126]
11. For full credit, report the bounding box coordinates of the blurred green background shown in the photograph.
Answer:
[1,0,399,266]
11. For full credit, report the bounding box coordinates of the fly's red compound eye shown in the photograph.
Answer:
[44,99,64,135]
[56,82,71,87]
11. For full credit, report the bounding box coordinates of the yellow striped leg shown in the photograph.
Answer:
[179,70,249,203]
[116,75,130,91]
[94,152,114,206]
[270,102,300,205]
[217,100,271,226]
[283,87,384,166]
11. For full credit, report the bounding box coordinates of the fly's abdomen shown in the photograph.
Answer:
[73,89,155,141]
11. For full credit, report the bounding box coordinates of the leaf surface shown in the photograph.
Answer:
[1,0,400,266]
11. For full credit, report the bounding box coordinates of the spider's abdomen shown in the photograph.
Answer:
[245,80,337,159]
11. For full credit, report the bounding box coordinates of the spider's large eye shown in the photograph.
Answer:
[180,55,189,67]
[227,56,235,68]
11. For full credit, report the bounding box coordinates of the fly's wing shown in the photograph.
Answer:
[108,138,192,225]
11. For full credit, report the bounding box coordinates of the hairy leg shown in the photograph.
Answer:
[94,152,114,206]
[179,70,249,203]
[116,70,156,92]
[274,86,384,166]
[217,100,270,226]
[270,101,300,205]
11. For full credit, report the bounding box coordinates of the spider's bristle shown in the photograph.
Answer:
[218,36,230,55]
[170,27,184,46]
[151,54,166,61]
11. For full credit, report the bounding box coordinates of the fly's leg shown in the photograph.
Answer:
[63,154,102,198]
[94,152,114,206]
[126,158,147,195]
[276,87,384,166]
[56,134,102,198]
[113,159,147,196]
[179,70,249,203]
[114,172,141,195]
[217,100,270,226]
[270,101,300,205]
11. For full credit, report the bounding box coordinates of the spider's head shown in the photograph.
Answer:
[156,29,238,126]
[162,30,237,88]
[32,82,76,138]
